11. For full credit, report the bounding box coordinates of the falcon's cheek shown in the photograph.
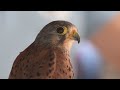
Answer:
[49,35,62,46]
[63,40,75,51]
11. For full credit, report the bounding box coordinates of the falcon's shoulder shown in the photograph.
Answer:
[9,42,56,79]
[9,43,35,78]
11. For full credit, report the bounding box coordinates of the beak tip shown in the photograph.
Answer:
[72,31,80,44]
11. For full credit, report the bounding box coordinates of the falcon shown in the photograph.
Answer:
[9,20,80,79]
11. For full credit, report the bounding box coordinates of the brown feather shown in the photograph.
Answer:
[9,42,73,79]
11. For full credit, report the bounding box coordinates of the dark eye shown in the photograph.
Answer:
[57,27,64,34]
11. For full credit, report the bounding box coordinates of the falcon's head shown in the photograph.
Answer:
[35,20,80,50]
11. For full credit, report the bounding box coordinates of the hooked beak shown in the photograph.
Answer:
[72,31,80,44]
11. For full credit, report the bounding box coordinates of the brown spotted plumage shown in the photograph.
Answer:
[9,20,80,79]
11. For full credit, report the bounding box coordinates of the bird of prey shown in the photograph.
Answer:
[9,20,80,79]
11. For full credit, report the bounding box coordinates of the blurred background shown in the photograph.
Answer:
[0,11,120,79]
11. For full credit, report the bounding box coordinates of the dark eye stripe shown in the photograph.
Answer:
[57,27,64,34]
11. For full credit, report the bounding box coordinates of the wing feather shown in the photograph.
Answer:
[9,42,56,79]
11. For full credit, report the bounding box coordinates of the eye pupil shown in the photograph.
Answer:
[57,27,64,33]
